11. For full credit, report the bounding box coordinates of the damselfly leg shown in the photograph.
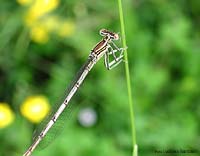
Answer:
[110,40,127,56]
[104,44,126,70]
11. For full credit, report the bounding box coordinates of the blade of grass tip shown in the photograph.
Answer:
[117,0,138,156]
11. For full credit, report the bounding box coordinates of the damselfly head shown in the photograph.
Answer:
[99,29,119,40]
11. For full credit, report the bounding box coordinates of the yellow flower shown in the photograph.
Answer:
[25,0,60,26]
[0,103,15,128]
[30,24,49,44]
[57,20,75,37]
[20,96,50,123]
[20,0,74,43]
[43,15,59,32]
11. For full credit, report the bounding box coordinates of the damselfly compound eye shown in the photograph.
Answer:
[113,33,119,40]
[99,29,107,36]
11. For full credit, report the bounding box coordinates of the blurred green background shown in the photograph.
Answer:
[0,0,199,156]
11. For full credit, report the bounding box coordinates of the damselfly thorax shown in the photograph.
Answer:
[89,29,124,69]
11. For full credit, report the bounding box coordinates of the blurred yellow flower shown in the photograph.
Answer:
[20,96,50,123]
[0,103,15,128]
[58,20,75,37]
[25,0,60,26]
[29,17,75,43]
[19,0,75,43]
[30,24,49,44]
[43,15,59,32]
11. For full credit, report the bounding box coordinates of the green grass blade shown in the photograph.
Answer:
[117,0,138,155]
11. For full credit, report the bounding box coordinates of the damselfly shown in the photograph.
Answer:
[23,29,126,156]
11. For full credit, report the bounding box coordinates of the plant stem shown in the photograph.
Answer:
[117,0,137,155]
